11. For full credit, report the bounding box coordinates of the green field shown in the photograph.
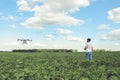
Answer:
[0,51,120,80]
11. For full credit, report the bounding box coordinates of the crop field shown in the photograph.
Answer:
[0,51,120,80]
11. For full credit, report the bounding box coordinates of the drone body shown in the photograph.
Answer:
[17,39,32,44]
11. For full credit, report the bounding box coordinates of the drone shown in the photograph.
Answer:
[17,39,32,44]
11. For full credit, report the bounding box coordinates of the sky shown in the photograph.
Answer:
[0,0,120,51]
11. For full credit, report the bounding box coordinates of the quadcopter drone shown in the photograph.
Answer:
[17,39,32,44]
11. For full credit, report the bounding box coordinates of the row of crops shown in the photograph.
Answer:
[0,51,120,80]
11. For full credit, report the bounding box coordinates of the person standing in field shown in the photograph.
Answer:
[84,38,93,61]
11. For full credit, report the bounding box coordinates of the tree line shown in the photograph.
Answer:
[12,49,78,52]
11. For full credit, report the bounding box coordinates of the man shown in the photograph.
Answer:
[84,38,93,61]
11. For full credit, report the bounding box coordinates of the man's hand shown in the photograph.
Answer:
[84,47,87,50]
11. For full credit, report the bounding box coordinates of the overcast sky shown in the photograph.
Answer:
[0,0,120,51]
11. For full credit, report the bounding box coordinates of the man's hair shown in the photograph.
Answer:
[87,38,91,42]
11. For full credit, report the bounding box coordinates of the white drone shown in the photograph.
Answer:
[17,39,32,44]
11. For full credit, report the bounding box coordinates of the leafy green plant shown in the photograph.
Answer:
[0,51,119,80]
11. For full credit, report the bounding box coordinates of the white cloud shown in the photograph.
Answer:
[108,7,120,23]
[3,41,46,50]
[0,15,20,21]
[17,0,89,12]
[45,34,54,40]
[101,29,120,40]
[32,42,46,47]
[17,0,89,29]
[100,35,109,40]
[21,12,84,29]
[90,0,98,3]
[8,25,17,28]
[114,43,120,46]
[55,28,73,35]
[64,36,83,42]
[4,42,18,46]
[0,16,6,20]
[98,24,109,30]
[95,42,120,51]
[17,0,32,11]
[9,16,16,20]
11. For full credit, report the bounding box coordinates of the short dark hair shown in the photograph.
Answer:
[87,38,91,42]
